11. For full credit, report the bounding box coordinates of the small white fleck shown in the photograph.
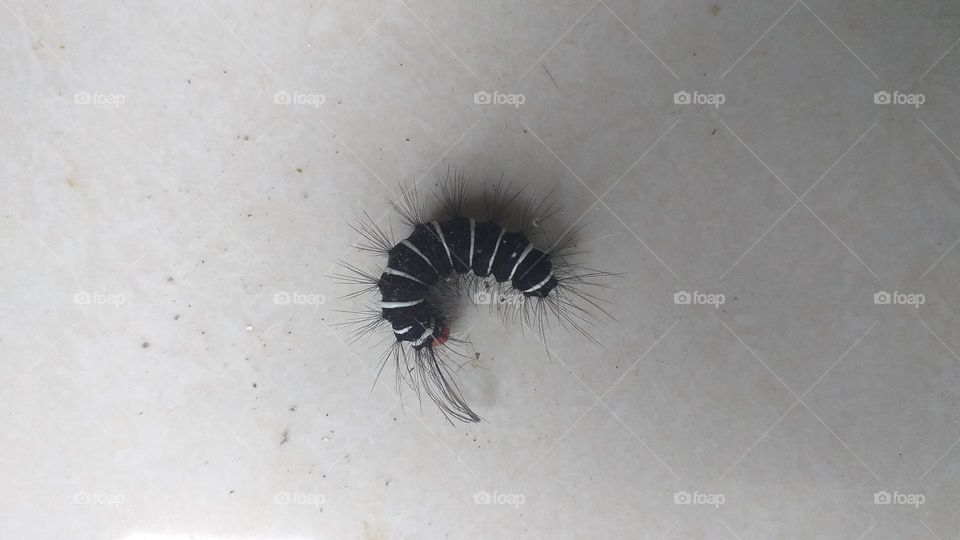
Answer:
[245,325,254,332]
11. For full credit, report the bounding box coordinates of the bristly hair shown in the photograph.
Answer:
[436,167,469,219]
[390,181,426,228]
[376,329,481,424]
[349,211,394,255]
[335,307,388,344]
[519,187,560,240]
[482,176,525,225]
[332,260,381,299]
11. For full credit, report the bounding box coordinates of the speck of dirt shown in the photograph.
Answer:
[710,3,720,15]
[167,276,175,283]
[280,429,289,445]
[296,167,303,173]
[252,382,258,389]
[65,177,78,188]
[141,342,150,349]
[174,314,180,320]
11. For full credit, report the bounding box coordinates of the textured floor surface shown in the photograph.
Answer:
[3,1,960,539]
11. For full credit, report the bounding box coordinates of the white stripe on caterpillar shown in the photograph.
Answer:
[381,299,424,309]
[394,325,413,335]
[468,218,475,268]
[487,226,506,275]
[523,271,553,293]
[412,324,433,346]
[431,221,453,267]
[401,240,436,272]
[508,243,535,281]
[384,266,426,285]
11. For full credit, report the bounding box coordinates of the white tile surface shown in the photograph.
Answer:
[2,1,960,539]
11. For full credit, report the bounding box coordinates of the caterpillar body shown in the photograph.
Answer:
[381,218,557,350]
[338,177,610,423]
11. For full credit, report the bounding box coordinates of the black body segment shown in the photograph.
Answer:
[407,224,451,277]
[387,241,438,284]
[490,232,530,283]
[438,218,472,273]
[511,248,551,293]
[381,301,433,340]
[470,221,502,277]
[377,273,427,302]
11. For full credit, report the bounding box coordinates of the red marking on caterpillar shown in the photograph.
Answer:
[335,173,613,423]
[433,325,450,347]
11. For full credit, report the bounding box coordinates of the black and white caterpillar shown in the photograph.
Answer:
[337,177,610,423]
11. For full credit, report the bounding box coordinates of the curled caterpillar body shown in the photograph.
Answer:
[337,176,612,424]
[381,219,558,350]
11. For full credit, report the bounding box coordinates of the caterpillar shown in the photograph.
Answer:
[337,176,611,423]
